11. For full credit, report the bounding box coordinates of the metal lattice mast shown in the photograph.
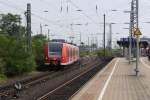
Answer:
[26,3,32,53]
[129,0,134,64]
[131,0,138,35]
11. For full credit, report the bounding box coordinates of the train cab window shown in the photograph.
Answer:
[49,42,62,56]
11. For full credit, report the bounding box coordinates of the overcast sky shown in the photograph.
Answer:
[0,0,150,46]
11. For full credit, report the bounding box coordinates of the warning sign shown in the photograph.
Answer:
[134,28,142,36]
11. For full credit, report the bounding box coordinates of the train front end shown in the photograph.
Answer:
[44,42,63,66]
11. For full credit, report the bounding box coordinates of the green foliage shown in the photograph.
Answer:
[0,35,9,75]
[80,50,98,57]
[97,49,112,58]
[80,51,88,57]
[32,34,47,66]
[0,35,36,76]
[90,50,99,57]
[5,42,36,76]
[0,58,5,75]
[0,13,23,37]
[0,74,7,82]
[0,13,36,77]
[5,55,36,76]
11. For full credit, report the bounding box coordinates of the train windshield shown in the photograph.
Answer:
[48,42,62,56]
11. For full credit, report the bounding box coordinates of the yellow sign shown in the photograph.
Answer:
[134,28,142,36]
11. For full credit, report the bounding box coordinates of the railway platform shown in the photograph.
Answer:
[71,57,150,100]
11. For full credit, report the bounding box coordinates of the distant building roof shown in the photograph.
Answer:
[117,37,149,48]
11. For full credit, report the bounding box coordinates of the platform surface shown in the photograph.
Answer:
[71,57,150,100]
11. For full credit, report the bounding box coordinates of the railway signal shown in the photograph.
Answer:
[14,81,22,98]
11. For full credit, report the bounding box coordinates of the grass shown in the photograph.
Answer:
[0,74,7,83]
[80,51,89,57]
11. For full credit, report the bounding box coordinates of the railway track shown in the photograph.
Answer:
[0,56,93,100]
[37,58,112,100]
[0,71,54,99]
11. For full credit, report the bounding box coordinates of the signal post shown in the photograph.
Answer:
[134,28,142,76]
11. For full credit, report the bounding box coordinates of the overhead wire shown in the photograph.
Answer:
[35,0,83,22]
[0,0,25,13]
[0,0,111,37]
[68,0,97,24]
[0,0,71,29]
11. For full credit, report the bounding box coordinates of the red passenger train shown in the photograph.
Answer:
[44,39,79,67]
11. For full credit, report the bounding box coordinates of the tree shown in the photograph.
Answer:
[0,34,36,76]
[0,13,25,37]
[0,13,36,77]
[0,34,8,75]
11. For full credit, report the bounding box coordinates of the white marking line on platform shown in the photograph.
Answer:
[70,58,115,100]
[98,58,119,100]
[141,58,150,69]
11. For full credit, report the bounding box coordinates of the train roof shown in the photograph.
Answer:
[48,41,78,48]
[49,39,77,46]
[50,39,66,43]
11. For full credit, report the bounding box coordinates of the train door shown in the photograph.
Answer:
[66,46,69,63]
[61,44,66,64]
[70,47,72,63]
[73,48,75,62]
[68,45,72,64]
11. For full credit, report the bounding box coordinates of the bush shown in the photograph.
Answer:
[4,41,36,76]
[5,53,36,76]
[0,74,7,82]
[0,35,8,76]
[0,35,36,77]
[32,34,47,67]
[0,58,5,75]
[0,13,36,77]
